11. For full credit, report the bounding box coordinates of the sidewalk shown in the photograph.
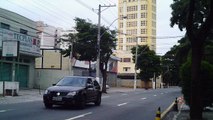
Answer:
[0,87,136,105]
[163,97,213,120]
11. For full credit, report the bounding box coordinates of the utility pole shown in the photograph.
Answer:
[96,4,116,84]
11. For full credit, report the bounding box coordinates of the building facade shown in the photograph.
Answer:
[116,0,156,75]
[0,8,41,88]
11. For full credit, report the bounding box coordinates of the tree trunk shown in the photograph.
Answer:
[190,41,203,120]
[144,80,149,90]
[100,62,108,93]
[102,70,107,93]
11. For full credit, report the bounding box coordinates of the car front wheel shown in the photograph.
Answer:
[94,94,101,106]
[78,96,86,109]
[44,103,53,109]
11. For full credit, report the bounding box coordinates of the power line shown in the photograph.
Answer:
[22,0,72,26]
[75,0,115,27]
[0,15,60,39]
[5,0,67,28]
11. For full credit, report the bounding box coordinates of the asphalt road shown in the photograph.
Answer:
[0,87,181,120]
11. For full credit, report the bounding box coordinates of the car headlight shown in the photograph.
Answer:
[44,90,49,94]
[67,91,77,96]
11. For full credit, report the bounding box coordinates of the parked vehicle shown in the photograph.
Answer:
[43,76,102,109]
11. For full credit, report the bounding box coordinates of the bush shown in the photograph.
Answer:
[180,60,213,108]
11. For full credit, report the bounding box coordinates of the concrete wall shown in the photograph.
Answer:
[34,69,69,89]
[117,79,155,89]
[34,68,118,89]
[0,82,3,95]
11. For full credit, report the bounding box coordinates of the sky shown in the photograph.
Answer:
[0,0,185,55]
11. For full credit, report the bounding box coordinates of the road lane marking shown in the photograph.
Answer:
[121,94,128,96]
[141,97,147,100]
[0,109,14,113]
[65,112,92,120]
[161,93,164,94]
[153,95,157,96]
[102,96,110,99]
[117,102,128,106]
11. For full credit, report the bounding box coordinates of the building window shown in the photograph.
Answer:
[123,58,131,62]
[141,29,147,34]
[152,29,156,35]
[1,23,10,30]
[127,13,137,19]
[127,37,137,43]
[152,0,156,4]
[120,22,123,28]
[127,21,137,27]
[141,37,147,42]
[119,38,123,43]
[152,21,156,27]
[141,20,147,26]
[152,13,156,20]
[126,45,134,51]
[127,5,138,12]
[20,29,28,34]
[141,12,147,18]
[127,29,137,35]
[141,5,147,10]
[152,5,156,12]
[123,67,131,72]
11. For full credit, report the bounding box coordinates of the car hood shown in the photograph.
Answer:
[47,86,85,92]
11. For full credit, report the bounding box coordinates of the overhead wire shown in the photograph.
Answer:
[22,0,73,27]
[75,0,115,27]
[0,15,60,39]
[5,0,67,28]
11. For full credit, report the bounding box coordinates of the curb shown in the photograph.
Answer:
[161,101,176,119]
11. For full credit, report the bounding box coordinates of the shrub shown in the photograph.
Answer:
[180,60,213,108]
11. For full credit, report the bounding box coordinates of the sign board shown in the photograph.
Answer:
[2,41,19,57]
[0,28,40,56]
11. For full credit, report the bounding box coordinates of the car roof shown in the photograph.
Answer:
[64,76,95,79]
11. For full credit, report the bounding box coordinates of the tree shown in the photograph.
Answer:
[161,37,190,86]
[131,45,161,89]
[61,18,116,93]
[180,60,213,109]
[99,27,116,93]
[170,0,213,119]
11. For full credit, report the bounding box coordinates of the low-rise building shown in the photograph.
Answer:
[0,8,41,88]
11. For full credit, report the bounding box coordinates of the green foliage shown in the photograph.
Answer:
[170,0,211,31]
[60,17,116,92]
[131,45,161,81]
[180,60,213,108]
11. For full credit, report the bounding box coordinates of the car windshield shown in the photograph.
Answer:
[56,77,87,87]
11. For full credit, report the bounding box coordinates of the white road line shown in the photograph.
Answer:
[0,110,7,113]
[102,96,110,99]
[65,112,92,120]
[153,95,157,96]
[161,93,164,94]
[141,97,147,100]
[0,109,14,113]
[122,93,128,96]
[117,102,128,106]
